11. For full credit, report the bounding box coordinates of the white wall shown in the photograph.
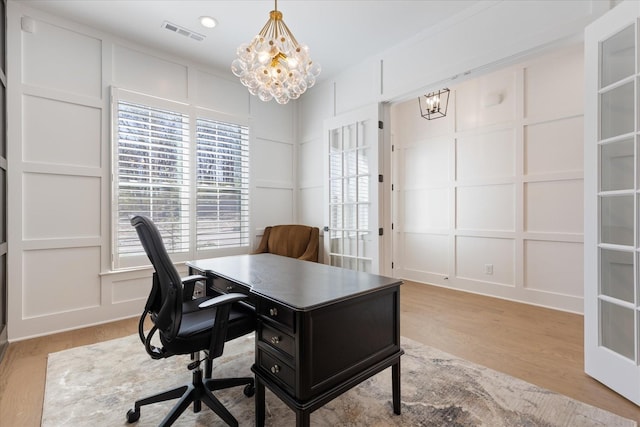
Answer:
[392,44,585,313]
[381,0,607,101]
[298,0,608,229]
[7,4,296,340]
[297,1,608,312]
[7,1,614,339]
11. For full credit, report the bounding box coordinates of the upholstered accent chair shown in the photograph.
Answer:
[254,224,319,262]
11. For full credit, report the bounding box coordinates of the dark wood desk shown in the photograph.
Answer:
[187,253,404,427]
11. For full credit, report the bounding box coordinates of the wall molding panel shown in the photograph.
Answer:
[391,44,585,313]
[7,4,294,340]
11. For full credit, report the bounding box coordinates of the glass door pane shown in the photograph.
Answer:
[601,25,635,88]
[600,195,634,246]
[324,104,380,273]
[600,138,634,191]
[600,249,634,303]
[600,300,636,360]
[600,81,634,139]
[328,122,372,271]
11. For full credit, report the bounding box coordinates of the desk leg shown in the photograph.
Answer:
[295,409,310,427]
[392,358,401,415]
[255,376,265,427]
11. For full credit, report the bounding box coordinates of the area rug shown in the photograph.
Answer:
[42,333,636,426]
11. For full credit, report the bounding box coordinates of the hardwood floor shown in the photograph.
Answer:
[0,281,638,425]
[401,281,639,424]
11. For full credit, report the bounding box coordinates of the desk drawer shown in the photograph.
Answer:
[209,277,256,309]
[257,300,295,332]
[259,322,294,357]
[211,277,244,294]
[257,349,295,391]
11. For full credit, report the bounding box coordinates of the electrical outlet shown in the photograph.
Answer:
[484,264,493,275]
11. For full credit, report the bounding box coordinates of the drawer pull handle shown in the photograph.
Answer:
[270,336,281,344]
[270,364,280,374]
[269,307,278,316]
[226,285,234,291]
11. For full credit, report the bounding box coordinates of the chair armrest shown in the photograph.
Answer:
[183,274,207,283]
[298,227,319,262]
[181,274,207,301]
[253,226,272,254]
[202,292,251,359]
[198,292,247,309]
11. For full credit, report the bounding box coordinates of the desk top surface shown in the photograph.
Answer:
[187,253,402,311]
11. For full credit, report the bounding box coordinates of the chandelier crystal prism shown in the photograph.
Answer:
[231,0,321,104]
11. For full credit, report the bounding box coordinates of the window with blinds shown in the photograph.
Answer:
[113,89,250,269]
[195,118,250,250]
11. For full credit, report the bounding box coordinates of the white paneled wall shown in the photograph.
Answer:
[391,44,585,313]
[113,45,188,101]
[9,10,107,339]
[296,79,334,241]
[23,247,101,317]
[455,237,515,286]
[23,173,101,239]
[22,95,102,166]
[8,4,294,340]
[381,1,608,102]
[6,1,611,339]
[297,3,607,288]
[22,19,102,97]
[525,118,584,174]
[251,95,296,234]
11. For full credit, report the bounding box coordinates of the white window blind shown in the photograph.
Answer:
[113,89,250,269]
[196,118,250,250]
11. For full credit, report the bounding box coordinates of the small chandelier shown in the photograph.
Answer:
[419,88,450,120]
[231,0,321,104]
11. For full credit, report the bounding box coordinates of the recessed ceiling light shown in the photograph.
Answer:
[200,16,217,29]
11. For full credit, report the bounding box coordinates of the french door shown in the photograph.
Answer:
[323,104,382,273]
[584,0,640,405]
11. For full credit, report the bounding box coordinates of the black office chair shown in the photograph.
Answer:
[126,215,256,427]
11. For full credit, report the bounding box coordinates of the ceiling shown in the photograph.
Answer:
[17,0,483,81]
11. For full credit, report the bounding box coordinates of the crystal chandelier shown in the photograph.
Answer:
[231,0,321,104]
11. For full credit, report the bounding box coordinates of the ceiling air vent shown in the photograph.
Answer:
[162,21,205,42]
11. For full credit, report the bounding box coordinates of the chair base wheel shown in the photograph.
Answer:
[244,383,255,397]
[126,408,140,423]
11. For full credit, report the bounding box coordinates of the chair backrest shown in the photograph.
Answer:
[130,215,184,343]
[255,224,319,262]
